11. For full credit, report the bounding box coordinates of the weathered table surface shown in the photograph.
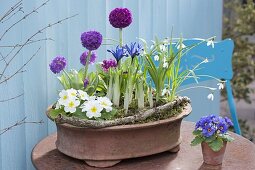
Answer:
[32,121,255,170]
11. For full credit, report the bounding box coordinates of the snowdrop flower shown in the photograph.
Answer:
[160,44,166,52]
[64,99,80,113]
[78,90,89,101]
[55,101,61,109]
[162,88,170,96]
[154,55,159,61]
[207,40,214,48]
[81,100,103,118]
[217,83,224,90]
[207,93,214,101]
[203,58,209,63]
[66,88,78,98]
[150,44,154,50]
[177,43,186,49]
[58,90,72,105]
[97,97,113,112]
[163,62,169,68]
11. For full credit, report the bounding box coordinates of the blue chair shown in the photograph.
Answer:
[177,39,241,135]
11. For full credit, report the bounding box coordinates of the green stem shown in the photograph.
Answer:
[119,28,123,47]
[63,69,72,88]
[84,51,92,80]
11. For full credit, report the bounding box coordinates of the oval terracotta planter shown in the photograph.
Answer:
[201,141,227,165]
[47,103,192,167]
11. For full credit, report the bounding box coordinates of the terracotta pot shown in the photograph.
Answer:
[201,141,227,165]
[46,103,191,168]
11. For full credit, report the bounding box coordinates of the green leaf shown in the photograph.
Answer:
[48,109,63,119]
[72,108,88,119]
[192,130,202,135]
[222,134,234,142]
[205,135,216,143]
[191,136,204,146]
[208,138,224,152]
[101,108,117,120]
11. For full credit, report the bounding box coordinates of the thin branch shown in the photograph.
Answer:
[0,0,23,23]
[0,93,23,102]
[0,0,50,41]
[0,13,78,81]
[1,7,24,23]
[0,117,44,135]
[0,38,54,48]
[0,47,41,84]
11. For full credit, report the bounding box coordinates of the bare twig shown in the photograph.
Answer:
[0,47,41,84]
[0,117,44,135]
[1,7,24,23]
[0,93,23,103]
[0,0,50,41]
[0,13,78,81]
[0,38,54,48]
[0,0,23,23]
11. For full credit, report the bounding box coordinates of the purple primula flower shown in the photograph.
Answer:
[217,120,228,134]
[80,51,97,66]
[101,59,117,72]
[202,123,216,137]
[125,42,142,59]
[224,117,234,127]
[109,8,132,29]
[49,56,67,74]
[107,46,127,63]
[81,31,102,51]
[83,78,89,88]
[200,116,212,128]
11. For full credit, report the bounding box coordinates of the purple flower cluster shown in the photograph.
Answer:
[109,8,132,29]
[49,56,67,74]
[80,51,97,66]
[101,59,118,72]
[81,31,102,51]
[195,115,233,137]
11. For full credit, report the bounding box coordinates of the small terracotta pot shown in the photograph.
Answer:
[201,141,227,165]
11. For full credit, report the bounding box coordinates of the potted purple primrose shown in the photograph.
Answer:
[191,115,234,165]
[46,7,224,168]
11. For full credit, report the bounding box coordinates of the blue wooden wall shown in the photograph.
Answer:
[0,0,223,169]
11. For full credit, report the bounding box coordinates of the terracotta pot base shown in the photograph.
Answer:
[201,142,227,165]
[84,160,121,168]
[168,144,180,153]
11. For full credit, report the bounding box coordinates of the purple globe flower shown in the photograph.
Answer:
[109,8,132,28]
[81,31,102,51]
[80,51,97,66]
[49,56,67,74]
[84,78,89,88]
[101,59,117,72]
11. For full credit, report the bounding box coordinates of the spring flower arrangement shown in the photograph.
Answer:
[48,7,225,127]
[191,115,234,151]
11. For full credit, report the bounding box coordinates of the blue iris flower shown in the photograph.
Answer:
[107,46,127,63]
[125,42,142,59]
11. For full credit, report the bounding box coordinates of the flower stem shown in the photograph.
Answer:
[119,28,123,47]
[84,51,92,80]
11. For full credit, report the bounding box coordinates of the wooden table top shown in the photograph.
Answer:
[32,121,255,170]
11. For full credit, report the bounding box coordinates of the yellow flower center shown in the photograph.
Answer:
[91,106,97,113]
[68,101,74,107]
[101,102,108,107]
[63,95,68,100]
[71,92,76,96]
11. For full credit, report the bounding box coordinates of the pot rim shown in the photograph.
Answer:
[46,103,192,130]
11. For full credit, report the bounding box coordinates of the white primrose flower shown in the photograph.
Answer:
[66,88,78,98]
[97,97,113,112]
[163,62,169,68]
[78,90,89,101]
[64,99,80,113]
[154,55,159,61]
[58,90,73,105]
[207,40,214,48]
[217,83,224,90]
[81,100,103,118]
[177,43,186,50]
[207,93,214,101]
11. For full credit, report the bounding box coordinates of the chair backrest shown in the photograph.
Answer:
[179,39,234,85]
